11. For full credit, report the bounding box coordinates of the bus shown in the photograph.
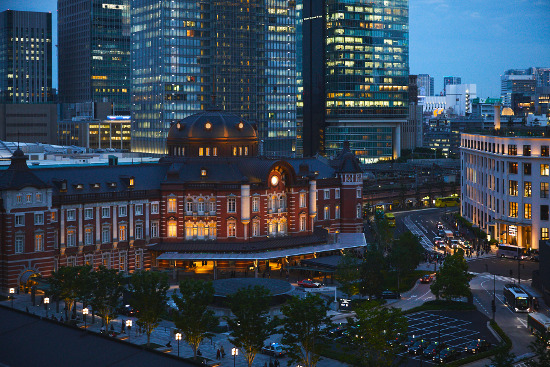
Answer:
[384,213,396,227]
[497,244,526,259]
[503,284,531,313]
[435,197,460,207]
[527,313,550,337]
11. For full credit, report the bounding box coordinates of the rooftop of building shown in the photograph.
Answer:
[462,126,550,139]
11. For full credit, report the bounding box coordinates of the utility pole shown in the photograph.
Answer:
[492,273,496,321]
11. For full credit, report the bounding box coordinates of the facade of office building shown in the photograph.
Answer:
[58,0,130,114]
[58,115,132,150]
[130,0,296,156]
[417,73,434,96]
[443,76,461,95]
[461,129,550,250]
[298,0,409,163]
[0,11,53,104]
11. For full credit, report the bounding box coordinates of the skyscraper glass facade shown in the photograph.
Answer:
[0,11,52,103]
[130,0,296,156]
[325,0,408,120]
[58,0,130,114]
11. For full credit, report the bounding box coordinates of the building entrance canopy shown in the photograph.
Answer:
[156,233,366,261]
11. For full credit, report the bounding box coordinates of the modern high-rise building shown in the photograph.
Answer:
[500,68,543,108]
[298,0,409,163]
[0,10,53,103]
[417,74,434,96]
[443,76,461,95]
[58,0,130,114]
[130,0,296,156]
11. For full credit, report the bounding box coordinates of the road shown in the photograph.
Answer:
[391,207,546,360]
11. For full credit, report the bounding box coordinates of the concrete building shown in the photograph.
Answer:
[500,69,536,108]
[443,76,461,95]
[0,104,57,144]
[0,10,53,104]
[461,127,550,250]
[445,84,477,116]
[471,97,502,122]
[58,115,131,151]
[298,0,409,163]
[58,0,130,114]
[402,75,423,150]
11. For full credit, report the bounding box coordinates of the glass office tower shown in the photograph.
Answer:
[0,10,53,103]
[131,0,296,156]
[298,0,409,163]
[58,0,130,114]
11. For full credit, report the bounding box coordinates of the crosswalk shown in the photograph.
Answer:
[470,271,532,283]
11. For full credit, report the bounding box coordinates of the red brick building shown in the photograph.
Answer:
[0,111,364,292]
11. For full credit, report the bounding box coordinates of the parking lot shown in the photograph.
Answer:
[401,311,498,366]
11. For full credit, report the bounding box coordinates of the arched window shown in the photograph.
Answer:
[208,221,217,239]
[278,218,287,235]
[300,214,307,232]
[324,206,330,220]
[197,198,205,213]
[209,198,216,213]
[168,196,177,213]
[168,220,177,237]
[271,196,277,211]
[252,220,260,237]
[185,222,193,239]
[197,222,205,239]
[335,205,340,219]
[268,220,277,236]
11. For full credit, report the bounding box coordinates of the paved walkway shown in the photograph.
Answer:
[3,292,349,367]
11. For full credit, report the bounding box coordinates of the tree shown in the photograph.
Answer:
[129,271,170,347]
[172,279,218,360]
[335,251,362,297]
[359,249,386,298]
[430,249,471,300]
[374,217,393,251]
[486,347,515,367]
[89,266,124,330]
[48,265,91,319]
[389,231,424,294]
[281,294,331,367]
[526,332,550,367]
[348,302,408,367]
[226,285,273,367]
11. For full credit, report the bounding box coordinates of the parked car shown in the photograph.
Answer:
[297,279,322,288]
[388,333,405,347]
[408,339,430,355]
[423,341,445,358]
[261,343,287,357]
[401,335,418,349]
[326,324,347,338]
[420,274,433,284]
[381,290,400,299]
[119,304,138,316]
[465,339,491,354]
[433,347,459,364]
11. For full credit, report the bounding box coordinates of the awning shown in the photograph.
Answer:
[156,233,366,261]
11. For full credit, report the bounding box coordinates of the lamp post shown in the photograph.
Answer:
[9,288,14,308]
[44,297,50,318]
[126,319,132,341]
[232,347,238,367]
[82,307,89,329]
[175,332,181,357]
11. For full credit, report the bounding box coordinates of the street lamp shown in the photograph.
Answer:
[175,332,182,357]
[126,319,132,341]
[82,307,89,329]
[232,347,238,367]
[9,288,14,308]
[44,297,50,318]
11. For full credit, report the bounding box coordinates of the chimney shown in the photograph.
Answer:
[494,105,501,130]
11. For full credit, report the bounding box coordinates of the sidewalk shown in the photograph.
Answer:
[2,292,349,367]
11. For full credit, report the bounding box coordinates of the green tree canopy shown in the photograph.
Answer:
[389,231,424,294]
[226,285,273,367]
[526,333,550,367]
[48,265,92,318]
[335,251,362,297]
[172,279,218,360]
[89,266,124,329]
[359,249,386,298]
[430,249,471,300]
[348,302,408,367]
[486,347,515,367]
[281,294,331,367]
[129,271,170,347]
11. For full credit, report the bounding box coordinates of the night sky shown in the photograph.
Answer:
[2,0,549,97]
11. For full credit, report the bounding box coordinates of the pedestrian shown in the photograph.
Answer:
[217,348,221,359]
[269,360,274,367]
[221,345,225,358]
